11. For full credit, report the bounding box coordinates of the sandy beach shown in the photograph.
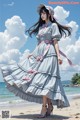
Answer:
[0,97,80,120]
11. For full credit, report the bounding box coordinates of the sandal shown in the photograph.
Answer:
[47,102,53,116]
[37,105,47,118]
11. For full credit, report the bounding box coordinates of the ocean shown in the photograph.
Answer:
[0,81,80,106]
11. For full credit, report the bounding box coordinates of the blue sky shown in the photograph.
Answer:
[0,0,80,51]
[0,0,80,82]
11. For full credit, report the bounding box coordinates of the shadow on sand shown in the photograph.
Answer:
[11,114,70,120]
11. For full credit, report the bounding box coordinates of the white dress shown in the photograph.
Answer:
[0,21,70,108]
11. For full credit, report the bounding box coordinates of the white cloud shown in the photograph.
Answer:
[5,16,28,49]
[0,49,21,64]
[59,21,80,70]
[54,6,70,24]
[53,6,80,80]
[0,16,28,64]
[4,2,14,7]
[8,2,14,6]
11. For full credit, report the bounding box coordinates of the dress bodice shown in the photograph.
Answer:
[36,21,61,43]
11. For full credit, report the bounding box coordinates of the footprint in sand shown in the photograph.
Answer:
[20,112,24,114]
[75,116,79,118]
[76,113,80,115]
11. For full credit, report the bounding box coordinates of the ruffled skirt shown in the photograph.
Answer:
[0,41,70,108]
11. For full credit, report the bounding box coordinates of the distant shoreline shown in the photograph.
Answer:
[0,93,80,107]
[63,84,80,87]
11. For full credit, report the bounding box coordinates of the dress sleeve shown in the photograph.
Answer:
[51,23,61,41]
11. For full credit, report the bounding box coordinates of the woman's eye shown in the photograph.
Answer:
[41,12,46,15]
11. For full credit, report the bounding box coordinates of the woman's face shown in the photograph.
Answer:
[41,10,48,21]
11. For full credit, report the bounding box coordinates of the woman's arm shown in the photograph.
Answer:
[53,40,63,65]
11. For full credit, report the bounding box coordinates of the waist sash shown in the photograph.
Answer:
[38,40,74,66]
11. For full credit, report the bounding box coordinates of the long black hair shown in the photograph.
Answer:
[26,6,72,37]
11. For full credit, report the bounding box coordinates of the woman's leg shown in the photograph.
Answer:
[37,96,47,118]
[47,97,52,104]
[47,98,53,116]
[41,96,47,114]
[43,95,47,106]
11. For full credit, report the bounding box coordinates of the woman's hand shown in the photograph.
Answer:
[58,56,63,65]
[27,54,32,59]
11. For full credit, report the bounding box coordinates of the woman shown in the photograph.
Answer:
[0,4,71,118]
